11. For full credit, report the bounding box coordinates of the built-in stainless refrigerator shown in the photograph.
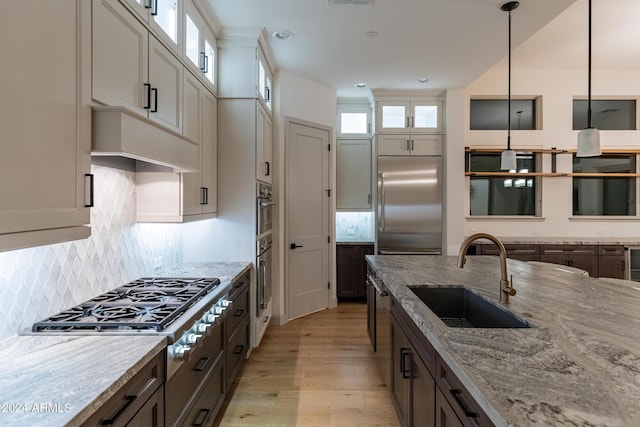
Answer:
[376,155,442,254]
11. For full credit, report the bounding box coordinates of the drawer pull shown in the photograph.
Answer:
[400,348,411,379]
[450,389,478,418]
[192,408,210,426]
[233,309,245,317]
[193,357,210,372]
[233,344,245,355]
[101,394,136,425]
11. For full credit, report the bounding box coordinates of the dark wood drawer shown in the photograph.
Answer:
[598,245,625,256]
[226,316,250,385]
[435,355,493,427]
[226,277,250,339]
[81,351,165,427]
[480,244,539,256]
[165,321,224,425]
[175,356,225,427]
[540,244,597,255]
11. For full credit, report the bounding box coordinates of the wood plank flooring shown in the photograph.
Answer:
[216,303,400,427]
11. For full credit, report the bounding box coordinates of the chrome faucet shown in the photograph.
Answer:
[457,233,516,303]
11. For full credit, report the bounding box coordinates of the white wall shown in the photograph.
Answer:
[450,7,640,246]
[273,70,337,323]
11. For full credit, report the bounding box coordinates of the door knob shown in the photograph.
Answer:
[290,243,303,250]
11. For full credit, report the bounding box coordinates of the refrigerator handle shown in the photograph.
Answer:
[378,173,386,232]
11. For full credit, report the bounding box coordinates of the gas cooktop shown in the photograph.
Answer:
[32,277,220,332]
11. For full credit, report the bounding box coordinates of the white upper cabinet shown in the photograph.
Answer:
[184,0,217,93]
[93,0,183,134]
[0,0,91,251]
[256,103,273,184]
[377,101,442,134]
[337,139,372,210]
[257,52,273,111]
[377,134,442,156]
[120,0,182,54]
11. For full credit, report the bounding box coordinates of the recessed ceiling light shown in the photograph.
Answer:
[418,77,429,83]
[272,30,294,40]
[354,82,368,88]
[365,31,378,37]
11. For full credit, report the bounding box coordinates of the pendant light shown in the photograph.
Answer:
[500,1,519,171]
[577,0,601,157]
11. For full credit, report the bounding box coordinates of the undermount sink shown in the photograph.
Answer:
[409,286,531,328]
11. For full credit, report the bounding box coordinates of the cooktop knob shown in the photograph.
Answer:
[202,313,219,323]
[172,344,192,362]
[185,332,203,346]
[195,322,211,335]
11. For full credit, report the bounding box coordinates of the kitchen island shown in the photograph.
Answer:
[366,254,640,426]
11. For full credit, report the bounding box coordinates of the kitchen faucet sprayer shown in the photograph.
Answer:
[457,233,516,303]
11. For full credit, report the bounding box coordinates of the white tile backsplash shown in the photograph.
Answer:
[0,165,182,341]
[336,211,375,242]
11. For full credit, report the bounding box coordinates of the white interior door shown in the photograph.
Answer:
[286,121,331,320]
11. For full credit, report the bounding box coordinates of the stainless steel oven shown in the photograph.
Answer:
[257,234,272,317]
[257,182,274,236]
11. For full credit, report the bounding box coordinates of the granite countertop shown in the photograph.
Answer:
[366,254,640,426]
[478,236,640,245]
[0,335,166,427]
[154,261,252,283]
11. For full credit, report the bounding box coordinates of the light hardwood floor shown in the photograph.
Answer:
[216,303,400,427]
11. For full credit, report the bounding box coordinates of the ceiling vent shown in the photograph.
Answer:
[328,0,374,5]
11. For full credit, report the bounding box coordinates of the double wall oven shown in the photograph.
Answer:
[255,182,274,345]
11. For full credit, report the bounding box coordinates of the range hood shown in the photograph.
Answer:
[92,107,197,172]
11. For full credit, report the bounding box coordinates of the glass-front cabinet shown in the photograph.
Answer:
[122,0,181,53]
[184,0,217,92]
[377,101,442,134]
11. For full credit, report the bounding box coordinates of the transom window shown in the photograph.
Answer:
[572,99,636,130]
[470,98,538,130]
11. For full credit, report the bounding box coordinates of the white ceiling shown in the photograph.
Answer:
[205,0,638,98]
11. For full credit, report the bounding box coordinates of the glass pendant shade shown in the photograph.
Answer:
[577,127,601,157]
[500,149,517,170]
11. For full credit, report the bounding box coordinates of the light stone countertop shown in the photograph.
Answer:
[0,335,166,427]
[366,254,640,427]
[154,261,252,284]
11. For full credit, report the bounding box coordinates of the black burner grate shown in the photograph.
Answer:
[32,277,220,332]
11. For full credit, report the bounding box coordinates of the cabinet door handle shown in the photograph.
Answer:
[151,87,158,113]
[101,394,137,425]
[290,243,303,250]
[144,0,152,9]
[265,86,271,102]
[234,309,245,317]
[200,52,207,72]
[150,0,158,16]
[84,174,94,208]
[406,140,411,151]
[233,344,245,355]
[200,187,207,205]
[265,161,270,176]
[450,389,478,418]
[143,83,151,109]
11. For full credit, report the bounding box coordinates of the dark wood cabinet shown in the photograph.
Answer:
[226,271,250,386]
[391,297,436,427]
[81,351,165,427]
[540,245,598,277]
[388,295,492,427]
[478,243,627,279]
[337,243,374,300]
[479,243,539,262]
[598,245,626,279]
